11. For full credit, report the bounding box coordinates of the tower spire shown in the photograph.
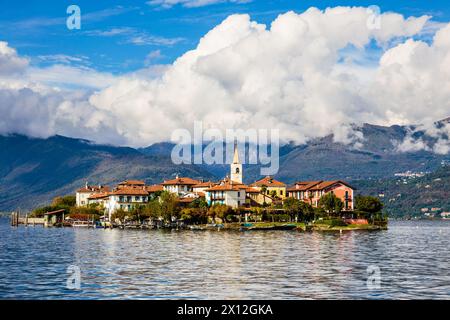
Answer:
[230,139,243,184]
[233,139,240,164]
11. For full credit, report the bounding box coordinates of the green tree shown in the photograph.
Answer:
[283,197,301,222]
[208,204,232,223]
[299,201,315,222]
[318,193,344,217]
[355,195,384,214]
[190,197,209,209]
[52,195,76,207]
[159,191,179,222]
[111,208,127,223]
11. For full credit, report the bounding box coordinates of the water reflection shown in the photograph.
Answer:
[0,220,449,299]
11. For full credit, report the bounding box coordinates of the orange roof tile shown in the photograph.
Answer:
[251,176,286,187]
[111,188,149,196]
[87,192,110,200]
[205,182,244,192]
[145,185,164,192]
[287,180,355,191]
[161,177,201,186]
[193,181,217,188]
[77,185,110,193]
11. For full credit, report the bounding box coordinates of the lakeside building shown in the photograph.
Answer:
[250,176,286,199]
[76,184,110,207]
[75,142,356,217]
[287,180,355,211]
[204,181,247,208]
[192,181,217,194]
[161,176,201,195]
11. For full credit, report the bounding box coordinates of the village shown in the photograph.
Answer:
[17,143,387,231]
[57,143,386,231]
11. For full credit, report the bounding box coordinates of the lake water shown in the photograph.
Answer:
[0,219,449,299]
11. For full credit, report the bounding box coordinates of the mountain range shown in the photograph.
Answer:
[1,121,450,212]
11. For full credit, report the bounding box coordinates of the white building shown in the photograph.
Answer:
[76,183,110,207]
[105,187,150,221]
[161,176,201,195]
[230,141,243,184]
[205,181,247,208]
[204,142,247,208]
[192,181,216,194]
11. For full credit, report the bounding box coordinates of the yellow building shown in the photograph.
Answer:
[250,176,287,199]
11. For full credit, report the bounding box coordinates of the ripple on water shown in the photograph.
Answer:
[0,219,449,299]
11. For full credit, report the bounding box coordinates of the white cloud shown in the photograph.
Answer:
[1,7,450,153]
[0,41,29,75]
[86,27,184,47]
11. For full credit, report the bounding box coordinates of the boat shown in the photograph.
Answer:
[72,221,92,228]
[93,221,104,229]
[189,225,206,231]
[270,224,297,230]
[243,223,298,231]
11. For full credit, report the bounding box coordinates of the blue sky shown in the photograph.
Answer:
[1,0,449,74]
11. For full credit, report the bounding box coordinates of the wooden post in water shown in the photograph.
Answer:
[11,212,17,226]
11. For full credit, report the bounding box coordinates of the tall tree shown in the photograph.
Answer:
[318,193,344,217]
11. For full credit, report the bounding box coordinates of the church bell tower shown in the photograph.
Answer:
[230,140,243,183]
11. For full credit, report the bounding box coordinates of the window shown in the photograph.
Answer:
[280,190,283,196]
[135,196,140,201]
[238,191,240,197]
[236,167,240,174]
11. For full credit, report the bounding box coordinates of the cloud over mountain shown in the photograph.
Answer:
[0,7,449,152]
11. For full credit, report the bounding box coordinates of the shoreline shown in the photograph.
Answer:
[114,221,388,232]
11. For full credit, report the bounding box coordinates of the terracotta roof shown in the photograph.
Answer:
[161,177,201,186]
[286,181,322,191]
[76,185,110,193]
[145,185,164,192]
[205,182,244,192]
[111,188,149,196]
[314,180,356,190]
[221,177,245,185]
[287,180,355,192]
[193,181,217,188]
[118,180,145,186]
[245,187,260,193]
[250,176,286,187]
[87,192,110,200]
[44,209,66,215]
